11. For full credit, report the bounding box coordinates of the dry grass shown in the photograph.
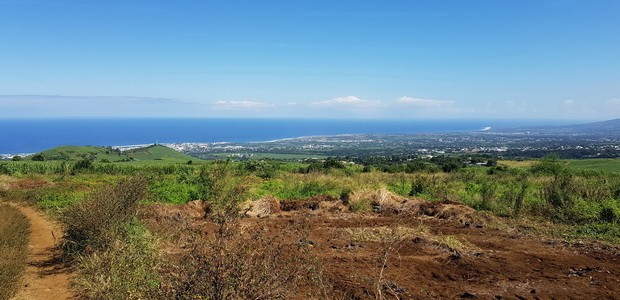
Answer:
[0,175,16,192]
[241,195,281,218]
[61,177,148,258]
[73,221,160,300]
[158,220,315,299]
[344,225,479,257]
[60,177,159,299]
[0,203,30,300]
[498,160,535,168]
[346,225,430,243]
[349,188,408,213]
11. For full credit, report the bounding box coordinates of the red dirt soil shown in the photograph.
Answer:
[143,198,620,300]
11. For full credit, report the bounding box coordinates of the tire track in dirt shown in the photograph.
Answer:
[9,203,73,300]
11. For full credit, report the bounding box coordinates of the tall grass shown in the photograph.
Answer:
[74,220,160,300]
[60,177,161,299]
[0,203,30,299]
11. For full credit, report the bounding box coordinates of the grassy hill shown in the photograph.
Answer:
[123,145,198,162]
[28,144,198,163]
[29,146,123,162]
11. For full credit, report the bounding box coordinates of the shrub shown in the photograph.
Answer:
[599,201,620,223]
[541,174,574,210]
[409,175,425,196]
[241,160,279,179]
[61,177,148,258]
[32,154,45,161]
[531,155,565,175]
[197,161,248,222]
[161,222,310,300]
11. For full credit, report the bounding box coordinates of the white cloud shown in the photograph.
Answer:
[311,95,382,109]
[213,100,273,110]
[563,99,575,107]
[396,96,454,108]
[562,99,597,115]
[606,98,620,108]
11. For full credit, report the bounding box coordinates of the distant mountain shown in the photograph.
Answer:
[563,118,620,133]
[492,118,620,136]
[28,144,199,162]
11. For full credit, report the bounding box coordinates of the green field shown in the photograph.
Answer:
[206,152,328,160]
[567,158,620,173]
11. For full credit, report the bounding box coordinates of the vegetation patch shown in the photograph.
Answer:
[60,177,161,299]
[0,203,30,300]
[346,225,430,243]
[74,220,160,300]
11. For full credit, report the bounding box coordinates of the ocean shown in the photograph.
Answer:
[0,118,574,154]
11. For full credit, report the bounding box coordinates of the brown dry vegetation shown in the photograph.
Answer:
[0,203,30,299]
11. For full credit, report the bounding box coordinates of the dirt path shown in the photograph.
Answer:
[10,204,73,300]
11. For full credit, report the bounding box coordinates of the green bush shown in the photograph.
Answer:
[599,201,620,223]
[540,174,575,221]
[241,160,280,179]
[408,175,426,196]
[531,155,566,175]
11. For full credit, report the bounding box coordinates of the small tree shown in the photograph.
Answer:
[197,160,247,222]
[31,154,45,161]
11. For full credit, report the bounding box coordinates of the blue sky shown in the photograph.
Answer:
[0,0,619,119]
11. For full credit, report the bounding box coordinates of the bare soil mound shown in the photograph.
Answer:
[143,197,620,299]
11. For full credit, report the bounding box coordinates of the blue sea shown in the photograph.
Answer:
[0,118,575,154]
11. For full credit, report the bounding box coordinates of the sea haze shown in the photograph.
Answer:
[0,118,577,154]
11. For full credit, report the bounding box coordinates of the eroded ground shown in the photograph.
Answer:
[142,196,620,300]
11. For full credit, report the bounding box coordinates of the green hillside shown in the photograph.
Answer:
[28,144,198,163]
[123,145,198,162]
[29,146,123,162]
